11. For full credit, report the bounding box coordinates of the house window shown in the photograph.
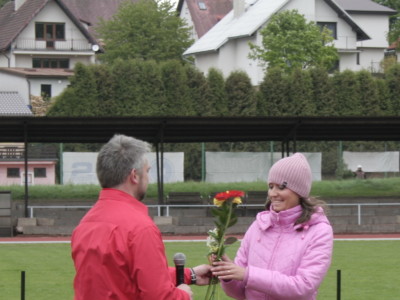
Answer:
[33,58,69,69]
[198,2,207,10]
[41,84,52,99]
[317,22,337,39]
[35,23,65,48]
[7,168,20,178]
[356,52,360,65]
[34,168,47,178]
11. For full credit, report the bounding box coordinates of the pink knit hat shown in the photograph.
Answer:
[268,153,312,198]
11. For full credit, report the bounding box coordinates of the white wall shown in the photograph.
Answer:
[29,77,70,98]
[18,1,87,43]
[180,1,198,40]
[11,0,95,68]
[355,14,390,48]
[0,73,30,104]
[62,152,184,184]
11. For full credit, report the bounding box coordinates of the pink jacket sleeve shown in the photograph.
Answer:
[220,227,252,299]
[246,223,333,299]
[221,222,333,300]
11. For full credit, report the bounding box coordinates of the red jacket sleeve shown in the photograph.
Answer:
[128,225,190,300]
[168,267,192,286]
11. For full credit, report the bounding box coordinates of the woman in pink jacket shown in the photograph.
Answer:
[211,153,333,300]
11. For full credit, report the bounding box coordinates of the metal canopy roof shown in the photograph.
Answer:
[1,116,400,143]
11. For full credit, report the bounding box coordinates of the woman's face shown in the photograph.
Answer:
[268,183,300,212]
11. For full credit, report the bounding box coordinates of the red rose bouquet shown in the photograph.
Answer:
[205,190,244,300]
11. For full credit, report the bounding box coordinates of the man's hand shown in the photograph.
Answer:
[177,283,193,299]
[192,264,212,285]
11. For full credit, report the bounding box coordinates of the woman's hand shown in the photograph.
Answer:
[210,255,245,281]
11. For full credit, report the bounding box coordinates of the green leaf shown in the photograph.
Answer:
[224,236,238,245]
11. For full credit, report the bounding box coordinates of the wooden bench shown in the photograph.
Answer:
[165,192,205,217]
[245,191,267,216]
[166,192,204,205]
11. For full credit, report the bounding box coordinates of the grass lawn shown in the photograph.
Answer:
[0,240,399,299]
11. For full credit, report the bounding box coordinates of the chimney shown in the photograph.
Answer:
[15,0,27,11]
[233,0,245,18]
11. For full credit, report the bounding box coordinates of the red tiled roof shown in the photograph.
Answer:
[62,0,140,37]
[184,0,232,38]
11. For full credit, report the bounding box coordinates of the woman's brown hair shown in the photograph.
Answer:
[265,197,328,229]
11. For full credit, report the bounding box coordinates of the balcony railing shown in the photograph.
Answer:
[0,146,58,160]
[13,38,93,52]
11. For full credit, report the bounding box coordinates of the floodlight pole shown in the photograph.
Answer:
[23,122,29,218]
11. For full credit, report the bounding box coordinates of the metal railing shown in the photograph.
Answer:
[14,38,93,51]
[27,203,400,225]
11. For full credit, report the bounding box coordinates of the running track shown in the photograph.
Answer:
[1,233,400,244]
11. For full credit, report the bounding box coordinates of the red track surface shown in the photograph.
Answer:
[1,233,400,242]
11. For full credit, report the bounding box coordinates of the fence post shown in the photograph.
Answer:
[337,269,341,300]
[21,270,25,300]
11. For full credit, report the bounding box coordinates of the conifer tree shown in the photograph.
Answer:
[48,63,99,116]
[225,70,257,116]
[184,65,210,116]
[356,70,381,116]
[308,67,335,116]
[331,70,361,116]
[287,68,315,116]
[160,60,193,116]
[385,63,400,115]
[112,59,165,116]
[91,64,119,116]
[375,78,392,115]
[206,68,228,116]
[257,67,288,116]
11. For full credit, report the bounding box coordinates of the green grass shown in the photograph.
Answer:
[1,177,400,202]
[0,240,399,299]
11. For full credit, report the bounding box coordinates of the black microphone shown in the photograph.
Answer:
[173,252,186,286]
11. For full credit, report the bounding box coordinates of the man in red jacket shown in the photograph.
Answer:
[71,134,210,300]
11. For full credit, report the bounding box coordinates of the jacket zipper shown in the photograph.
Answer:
[266,215,283,300]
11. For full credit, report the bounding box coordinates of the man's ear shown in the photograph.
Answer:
[129,169,139,184]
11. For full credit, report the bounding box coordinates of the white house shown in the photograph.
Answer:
[182,0,397,85]
[0,0,100,109]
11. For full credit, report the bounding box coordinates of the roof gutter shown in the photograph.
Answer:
[0,51,11,67]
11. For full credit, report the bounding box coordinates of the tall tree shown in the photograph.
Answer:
[356,70,381,116]
[257,67,288,116]
[184,65,211,116]
[373,0,400,44]
[375,78,392,115]
[225,70,257,116]
[249,10,338,73]
[97,0,193,63]
[47,63,99,116]
[0,0,8,8]
[385,63,400,115]
[331,70,361,116]
[206,68,228,116]
[109,59,165,116]
[287,68,315,116]
[308,67,335,116]
[160,60,194,116]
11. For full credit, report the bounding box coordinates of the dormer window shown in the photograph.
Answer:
[35,23,65,48]
[198,1,206,10]
[317,22,337,40]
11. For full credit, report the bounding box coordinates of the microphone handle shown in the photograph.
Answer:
[176,265,185,286]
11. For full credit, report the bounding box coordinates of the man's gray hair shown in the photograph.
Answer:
[96,134,152,188]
